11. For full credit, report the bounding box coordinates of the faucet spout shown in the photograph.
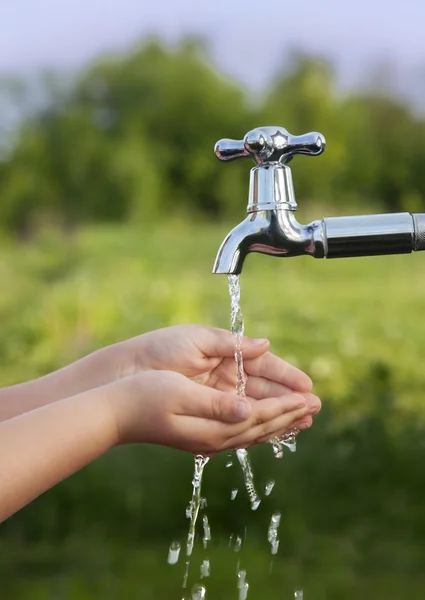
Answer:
[213,210,324,274]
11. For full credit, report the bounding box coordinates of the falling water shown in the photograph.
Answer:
[294,591,304,599]
[228,275,299,475]
[237,569,249,600]
[264,480,275,496]
[202,515,211,549]
[191,584,207,599]
[200,559,210,579]
[228,275,261,510]
[234,535,243,552]
[167,541,181,565]
[267,511,281,555]
[186,455,209,557]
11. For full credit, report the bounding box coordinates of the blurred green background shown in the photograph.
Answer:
[2,9,425,600]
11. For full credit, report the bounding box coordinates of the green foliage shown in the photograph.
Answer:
[1,221,425,597]
[2,34,425,598]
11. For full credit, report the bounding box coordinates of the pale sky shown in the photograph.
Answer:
[1,0,425,102]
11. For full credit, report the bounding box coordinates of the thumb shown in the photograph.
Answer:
[206,327,270,360]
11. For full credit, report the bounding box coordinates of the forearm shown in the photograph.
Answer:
[0,346,120,422]
[0,386,117,522]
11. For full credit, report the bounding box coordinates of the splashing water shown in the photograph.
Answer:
[231,488,238,500]
[228,275,261,510]
[167,541,181,565]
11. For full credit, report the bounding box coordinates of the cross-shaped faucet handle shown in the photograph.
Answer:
[214,126,326,165]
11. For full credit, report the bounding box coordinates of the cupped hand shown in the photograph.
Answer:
[105,370,320,455]
[117,324,312,395]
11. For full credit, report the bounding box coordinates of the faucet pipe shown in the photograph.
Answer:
[212,126,425,275]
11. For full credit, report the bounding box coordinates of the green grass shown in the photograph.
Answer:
[1,217,424,408]
[2,218,425,599]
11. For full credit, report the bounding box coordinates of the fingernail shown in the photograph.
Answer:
[234,400,250,421]
[309,406,320,415]
[252,338,269,345]
[298,421,311,430]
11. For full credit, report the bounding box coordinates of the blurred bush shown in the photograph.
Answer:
[1,38,425,235]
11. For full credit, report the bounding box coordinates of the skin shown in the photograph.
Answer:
[0,325,321,522]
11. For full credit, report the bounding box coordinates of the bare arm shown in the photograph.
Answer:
[0,386,116,522]
[0,347,120,422]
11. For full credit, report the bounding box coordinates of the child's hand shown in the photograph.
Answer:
[111,325,318,431]
[114,325,312,394]
[104,370,320,454]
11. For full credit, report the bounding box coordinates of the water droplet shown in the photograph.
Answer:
[200,559,210,579]
[251,498,261,511]
[234,535,242,552]
[191,584,207,599]
[270,439,284,458]
[231,488,238,500]
[226,460,233,468]
[200,497,207,509]
[202,514,211,548]
[237,569,249,600]
[294,591,303,600]
[264,480,275,496]
[268,511,281,555]
[280,429,300,453]
[182,560,190,588]
[167,541,181,565]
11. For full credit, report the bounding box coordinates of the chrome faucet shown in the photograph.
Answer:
[212,126,425,274]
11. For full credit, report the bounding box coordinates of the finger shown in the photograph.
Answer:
[245,376,293,400]
[222,405,313,450]
[222,393,321,449]
[251,393,311,425]
[292,415,313,430]
[245,352,313,393]
[202,327,270,359]
[179,379,252,424]
[175,393,309,455]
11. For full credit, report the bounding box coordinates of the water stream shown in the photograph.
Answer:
[182,454,210,588]
[173,274,304,598]
[228,275,262,510]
